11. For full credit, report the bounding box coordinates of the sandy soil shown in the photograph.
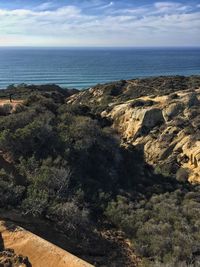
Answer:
[0,99,23,107]
[0,221,93,267]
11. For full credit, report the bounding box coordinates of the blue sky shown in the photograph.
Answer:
[0,0,200,46]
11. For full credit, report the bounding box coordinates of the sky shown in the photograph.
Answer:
[0,0,200,47]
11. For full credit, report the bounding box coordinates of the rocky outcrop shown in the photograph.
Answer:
[0,248,31,267]
[163,102,184,121]
[102,102,164,139]
[185,92,199,107]
[107,89,200,183]
[68,76,200,183]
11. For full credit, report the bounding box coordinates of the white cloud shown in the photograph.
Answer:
[35,2,55,11]
[155,2,181,10]
[154,2,191,13]
[111,7,148,15]
[0,2,199,46]
[97,1,114,9]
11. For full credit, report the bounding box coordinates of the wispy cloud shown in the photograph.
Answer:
[155,2,182,11]
[96,1,114,9]
[154,1,192,13]
[0,0,199,46]
[35,2,56,11]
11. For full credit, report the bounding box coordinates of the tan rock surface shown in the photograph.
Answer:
[0,221,93,267]
[101,88,200,183]
[67,77,200,183]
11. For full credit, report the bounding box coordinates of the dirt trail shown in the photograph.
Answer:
[0,99,23,107]
[0,221,94,267]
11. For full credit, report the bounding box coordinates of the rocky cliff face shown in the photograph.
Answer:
[105,90,200,183]
[67,76,200,183]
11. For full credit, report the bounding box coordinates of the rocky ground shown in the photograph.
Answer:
[0,249,31,267]
[68,76,200,183]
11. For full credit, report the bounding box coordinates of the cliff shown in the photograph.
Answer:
[68,76,200,183]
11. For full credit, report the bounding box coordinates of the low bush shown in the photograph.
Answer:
[0,104,12,116]
[0,169,25,207]
[105,187,200,266]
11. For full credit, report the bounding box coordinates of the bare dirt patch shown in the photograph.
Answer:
[0,99,23,109]
[0,221,93,267]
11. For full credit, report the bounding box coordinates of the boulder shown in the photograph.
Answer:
[141,108,164,129]
[163,102,184,121]
[108,103,164,139]
[185,92,199,107]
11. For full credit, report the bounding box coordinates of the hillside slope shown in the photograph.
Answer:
[0,76,200,266]
[68,76,200,183]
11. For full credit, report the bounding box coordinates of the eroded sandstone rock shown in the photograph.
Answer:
[163,102,184,122]
[105,102,164,139]
[105,88,200,183]
[67,77,200,184]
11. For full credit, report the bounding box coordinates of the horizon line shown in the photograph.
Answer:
[0,45,200,49]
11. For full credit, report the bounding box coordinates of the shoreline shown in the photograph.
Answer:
[0,74,200,91]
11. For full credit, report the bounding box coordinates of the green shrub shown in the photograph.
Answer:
[22,187,49,216]
[105,188,200,265]
[0,169,25,207]
[47,201,89,235]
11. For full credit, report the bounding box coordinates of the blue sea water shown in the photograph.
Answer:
[0,47,199,90]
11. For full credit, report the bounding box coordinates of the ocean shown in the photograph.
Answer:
[0,47,200,90]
